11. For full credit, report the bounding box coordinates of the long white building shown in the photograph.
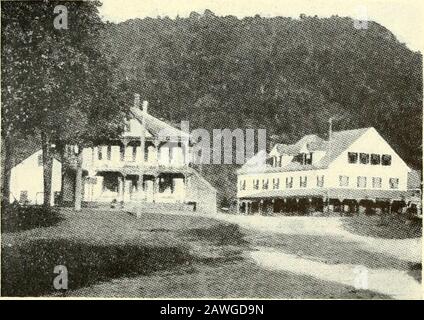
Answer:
[237,127,419,215]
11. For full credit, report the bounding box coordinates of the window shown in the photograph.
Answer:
[348,152,358,164]
[317,175,324,187]
[120,145,125,161]
[253,179,259,190]
[293,153,312,165]
[300,176,307,188]
[19,191,28,204]
[132,146,137,161]
[382,154,392,166]
[262,179,269,190]
[37,154,43,167]
[272,178,280,190]
[240,180,246,191]
[107,146,112,160]
[357,176,367,188]
[370,154,381,165]
[87,177,98,184]
[98,147,103,160]
[305,153,312,165]
[372,177,382,188]
[339,175,349,187]
[389,178,399,189]
[359,153,369,164]
[286,177,293,189]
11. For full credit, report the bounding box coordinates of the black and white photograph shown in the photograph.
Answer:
[0,0,422,302]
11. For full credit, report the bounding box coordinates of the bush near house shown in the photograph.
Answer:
[1,202,63,233]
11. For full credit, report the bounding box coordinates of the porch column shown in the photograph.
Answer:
[117,174,125,202]
[183,141,190,166]
[339,198,345,216]
[121,174,126,202]
[183,175,189,203]
[388,200,393,214]
[358,200,367,215]
[153,140,160,166]
[138,175,144,201]
[295,198,300,214]
[152,175,159,203]
[323,197,329,214]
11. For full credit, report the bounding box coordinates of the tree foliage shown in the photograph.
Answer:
[1,1,129,206]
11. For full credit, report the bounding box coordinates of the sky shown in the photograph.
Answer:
[98,0,424,53]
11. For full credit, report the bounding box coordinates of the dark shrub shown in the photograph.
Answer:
[1,202,63,233]
[185,223,247,246]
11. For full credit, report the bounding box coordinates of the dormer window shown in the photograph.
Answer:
[124,120,130,132]
[304,153,312,165]
[293,152,312,165]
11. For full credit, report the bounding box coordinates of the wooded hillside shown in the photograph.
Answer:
[100,12,422,203]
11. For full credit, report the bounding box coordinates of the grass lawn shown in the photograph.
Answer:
[341,215,422,239]
[1,208,418,298]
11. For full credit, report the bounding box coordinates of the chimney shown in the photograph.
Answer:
[134,93,140,108]
[142,100,148,114]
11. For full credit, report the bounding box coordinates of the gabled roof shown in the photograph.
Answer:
[130,107,190,139]
[314,127,370,168]
[273,134,327,156]
[407,170,422,190]
[240,127,371,174]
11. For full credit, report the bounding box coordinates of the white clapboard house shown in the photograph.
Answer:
[9,96,217,213]
[9,149,62,206]
[237,127,420,215]
[61,96,217,213]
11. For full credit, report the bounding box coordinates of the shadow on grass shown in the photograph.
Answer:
[1,238,191,297]
[341,215,422,239]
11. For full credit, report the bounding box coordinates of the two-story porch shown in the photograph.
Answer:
[83,166,191,204]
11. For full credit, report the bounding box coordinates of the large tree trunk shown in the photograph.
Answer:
[2,135,13,205]
[41,132,53,207]
[74,147,83,211]
[59,147,65,205]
